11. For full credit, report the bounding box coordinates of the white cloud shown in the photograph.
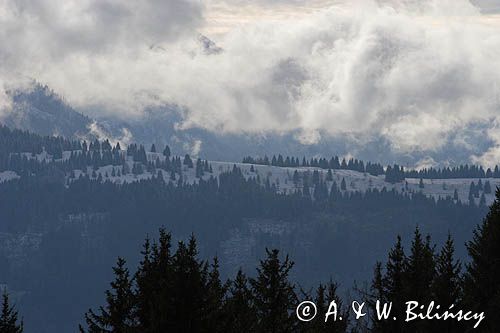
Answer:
[2,0,500,161]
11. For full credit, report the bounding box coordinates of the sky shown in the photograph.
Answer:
[2,0,500,165]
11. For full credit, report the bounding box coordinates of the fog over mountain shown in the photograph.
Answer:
[2,0,500,166]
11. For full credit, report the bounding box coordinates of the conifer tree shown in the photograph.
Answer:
[369,262,386,333]
[163,145,171,158]
[480,193,486,206]
[464,189,500,331]
[169,237,207,332]
[405,228,435,304]
[306,281,348,333]
[250,249,298,333]
[326,169,333,181]
[484,180,492,194]
[0,291,23,333]
[202,258,226,332]
[224,269,256,332]
[135,230,174,332]
[383,236,407,333]
[80,258,137,333]
[431,234,463,332]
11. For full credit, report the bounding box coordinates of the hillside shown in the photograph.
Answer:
[0,124,490,332]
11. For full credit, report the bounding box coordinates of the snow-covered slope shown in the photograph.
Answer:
[6,148,498,206]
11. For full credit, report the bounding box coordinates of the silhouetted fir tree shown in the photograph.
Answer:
[383,236,407,333]
[162,145,171,158]
[340,178,347,191]
[80,257,137,333]
[169,236,207,332]
[464,189,500,331]
[469,190,476,206]
[250,249,298,333]
[326,169,333,181]
[0,291,23,333]
[484,180,492,194]
[150,144,156,153]
[405,228,435,303]
[404,228,435,332]
[224,269,257,332]
[306,281,348,332]
[419,178,425,189]
[454,188,459,201]
[431,234,463,333]
[306,283,328,332]
[134,237,155,332]
[369,262,386,333]
[136,230,174,332]
[183,154,193,168]
[202,258,227,332]
[480,193,486,206]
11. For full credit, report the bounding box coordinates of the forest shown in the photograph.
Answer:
[0,125,492,332]
[4,187,499,332]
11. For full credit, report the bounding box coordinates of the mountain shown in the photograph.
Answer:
[2,84,93,138]
[0,83,494,167]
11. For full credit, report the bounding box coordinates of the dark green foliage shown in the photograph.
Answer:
[368,229,465,333]
[224,270,257,332]
[431,235,462,332]
[484,180,492,194]
[0,291,23,333]
[464,189,500,331]
[305,281,348,333]
[250,249,298,333]
[80,258,137,333]
[80,232,312,333]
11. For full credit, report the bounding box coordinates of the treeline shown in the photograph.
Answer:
[0,163,483,234]
[0,124,215,184]
[0,124,81,164]
[243,155,384,176]
[367,189,500,332]
[243,154,500,181]
[76,189,500,332]
[78,230,345,332]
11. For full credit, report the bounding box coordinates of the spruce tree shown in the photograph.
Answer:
[250,249,298,333]
[135,230,174,332]
[431,234,463,332]
[405,228,435,304]
[202,258,227,332]
[80,258,137,333]
[340,178,346,191]
[163,145,171,158]
[306,281,348,332]
[484,180,492,194]
[169,236,207,332]
[464,189,500,331]
[0,291,23,333]
[224,269,256,332]
[383,236,407,333]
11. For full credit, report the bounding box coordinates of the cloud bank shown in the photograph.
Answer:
[2,0,500,164]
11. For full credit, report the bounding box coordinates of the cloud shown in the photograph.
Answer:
[471,0,500,13]
[84,121,134,146]
[2,0,500,163]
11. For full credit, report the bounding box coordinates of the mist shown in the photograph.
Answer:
[1,0,500,164]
